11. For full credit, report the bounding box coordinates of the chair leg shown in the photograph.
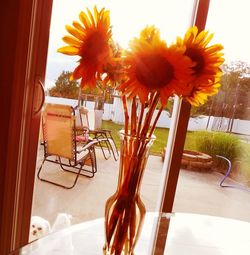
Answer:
[37,157,90,189]
[88,146,97,174]
[107,138,119,161]
[103,132,119,161]
[37,158,46,180]
[92,146,97,173]
[96,137,112,160]
[91,131,119,161]
[59,157,95,178]
[107,132,119,155]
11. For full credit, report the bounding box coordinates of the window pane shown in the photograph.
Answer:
[172,0,250,222]
[32,0,195,248]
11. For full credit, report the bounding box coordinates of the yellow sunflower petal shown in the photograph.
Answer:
[62,36,81,46]
[196,30,211,46]
[200,32,213,47]
[87,7,96,26]
[140,26,161,44]
[72,21,84,31]
[94,6,99,22]
[57,46,79,55]
[99,9,110,28]
[205,44,224,53]
[79,11,91,28]
[185,26,198,44]
[65,25,84,40]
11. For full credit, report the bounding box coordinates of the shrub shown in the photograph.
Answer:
[236,143,250,181]
[194,131,241,163]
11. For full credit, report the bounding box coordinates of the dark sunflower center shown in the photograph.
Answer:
[185,47,205,75]
[135,54,174,89]
[83,31,107,62]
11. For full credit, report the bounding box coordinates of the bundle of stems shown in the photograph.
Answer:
[104,91,164,255]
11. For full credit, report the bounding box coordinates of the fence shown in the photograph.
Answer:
[45,96,250,135]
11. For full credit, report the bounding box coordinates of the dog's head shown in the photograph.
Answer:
[29,216,51,242]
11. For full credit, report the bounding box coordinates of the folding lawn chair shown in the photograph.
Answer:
[77,106,119,161]
[37,103,98,189]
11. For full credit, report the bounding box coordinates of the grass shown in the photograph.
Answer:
[194,131,241,161]
[235,142,250,183]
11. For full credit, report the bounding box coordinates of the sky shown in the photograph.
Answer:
[45,0,250,89]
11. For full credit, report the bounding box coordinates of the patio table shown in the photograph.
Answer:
[10,212,250,255]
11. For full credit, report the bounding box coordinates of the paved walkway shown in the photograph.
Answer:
[32,147,250,226]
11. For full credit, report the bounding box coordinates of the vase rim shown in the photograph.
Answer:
[119,129,156,140]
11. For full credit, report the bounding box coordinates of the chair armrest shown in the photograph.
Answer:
[76,140,99,153]
[89,129,112,136]
[75,125,89,132]
[99,129,112,134]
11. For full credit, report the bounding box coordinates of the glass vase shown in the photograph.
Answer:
[103,130,155,255]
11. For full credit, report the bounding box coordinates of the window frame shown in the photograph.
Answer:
[0,0,53,253]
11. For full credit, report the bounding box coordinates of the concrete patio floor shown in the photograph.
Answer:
[32,145,250,227]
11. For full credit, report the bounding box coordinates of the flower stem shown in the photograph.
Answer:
[130,97,137,137]
[149,105,163,137]
[122,95,129,135]
[136,103,145,137]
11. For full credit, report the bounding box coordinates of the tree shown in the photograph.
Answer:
[48,71,80,99]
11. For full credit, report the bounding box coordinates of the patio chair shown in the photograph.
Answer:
[37,103,98,189]
[77,106,119,161]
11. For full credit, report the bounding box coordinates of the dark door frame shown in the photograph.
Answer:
[0,0,53,253]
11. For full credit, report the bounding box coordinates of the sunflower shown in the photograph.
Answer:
[176,26,224,106]
[57,6,112,88]
[184,78,221,106]
[118,26,193,105]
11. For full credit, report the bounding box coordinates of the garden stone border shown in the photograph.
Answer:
[162,149,213,172]
[181,150,213,171]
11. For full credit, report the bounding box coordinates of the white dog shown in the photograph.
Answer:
[29,216,51,242]
[28,213,73,254]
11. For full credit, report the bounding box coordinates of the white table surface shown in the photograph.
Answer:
[15,212,250,255]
